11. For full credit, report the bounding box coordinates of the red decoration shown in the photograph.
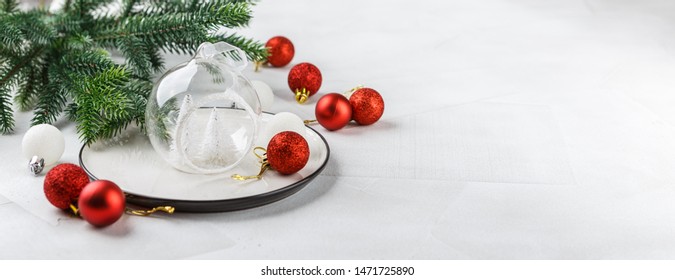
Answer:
[265,36,294,67]
[43,163,90,210]
[78,180,126,227]
[350,87,384,125]
[288,63,322,104]
[266,131,310,175]
[315,93,353,131]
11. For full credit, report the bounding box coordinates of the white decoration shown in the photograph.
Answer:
[21,124,65,166]
[259,112,306,146]
[171,94,194,158]
[251,80,274,111]
[199,108,225,164]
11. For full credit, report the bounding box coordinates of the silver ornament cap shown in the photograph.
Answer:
[29,155,45,175]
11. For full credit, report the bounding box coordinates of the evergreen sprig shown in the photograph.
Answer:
[0,0,266,144]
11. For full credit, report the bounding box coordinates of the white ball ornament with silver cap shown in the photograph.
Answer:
[21,124,65,175]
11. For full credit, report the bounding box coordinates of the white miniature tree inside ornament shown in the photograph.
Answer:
[170,94,194,165]
[198,108,223,165]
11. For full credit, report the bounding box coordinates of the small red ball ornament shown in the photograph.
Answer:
[288,63,322,104]
[315,93,353,131]
[43,163,90,210]
[350,87,385,125]
[266,131,310,175]
[265,36,295,67]
[78,180,126,227]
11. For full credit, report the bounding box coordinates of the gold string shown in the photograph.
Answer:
[253,146,267,161]
[343,85,364,96]
[70,201,174,217]
[231,162,270,181]
[69,204,79,215]
[126,206,175,216]
[231,147,270,180]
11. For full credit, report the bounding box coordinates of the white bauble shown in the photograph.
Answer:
[258,112,306,147]
[251,80,275,111]
[22,124,65,166]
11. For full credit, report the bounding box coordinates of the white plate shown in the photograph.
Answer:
[79,112,330,212]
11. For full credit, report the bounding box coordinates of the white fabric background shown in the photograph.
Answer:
[2,0,675,259]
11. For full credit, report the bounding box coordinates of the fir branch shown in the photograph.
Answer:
[121,0,139,17]
[60,48,116,77]
[63,0,73,12]
[95,79,149,140]
[94,2,252,47]
[31,86,67,126]
[93,13,206,54]
[190,1,253,28]
[0,17,22,48]
[1,0,18,13]
[119,36,152,78]
[145,46,164,73]
[11,11,57,47]
[0,80,14,134]
[135,0,184,15]
[135,0,256,16]
[0,46,44,92]
[73,0,114,18]
[31,67,68,125]
[63,34,95,51]
[2,47,48,132]
[53,14,84,34]
[72,66,131,144]
[65,102,78,121]
[208,33,267,62]
[14,64,39,111]
[124,78,151,116]
[187,0,200,11]
[96,117,130,140]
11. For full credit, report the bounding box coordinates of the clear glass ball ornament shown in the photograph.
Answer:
[145,42,262,174]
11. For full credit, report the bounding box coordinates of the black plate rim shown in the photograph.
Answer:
[78,113,330,213]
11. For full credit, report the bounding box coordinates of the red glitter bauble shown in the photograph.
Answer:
[78,180,126,227]
[265,36,294,67]
[288,62,322,103]
[350,87,385,125]
[43,163,90,210]
[266,131,310,175]
[315,93,353,131]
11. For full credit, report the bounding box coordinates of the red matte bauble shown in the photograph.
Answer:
[265,36,294,67]
[78,180,126,227]
[288,62,322,96]
[266,131,310,175]
[43,163,90,210]
[315,93,353,131]
[350,87,385,125]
